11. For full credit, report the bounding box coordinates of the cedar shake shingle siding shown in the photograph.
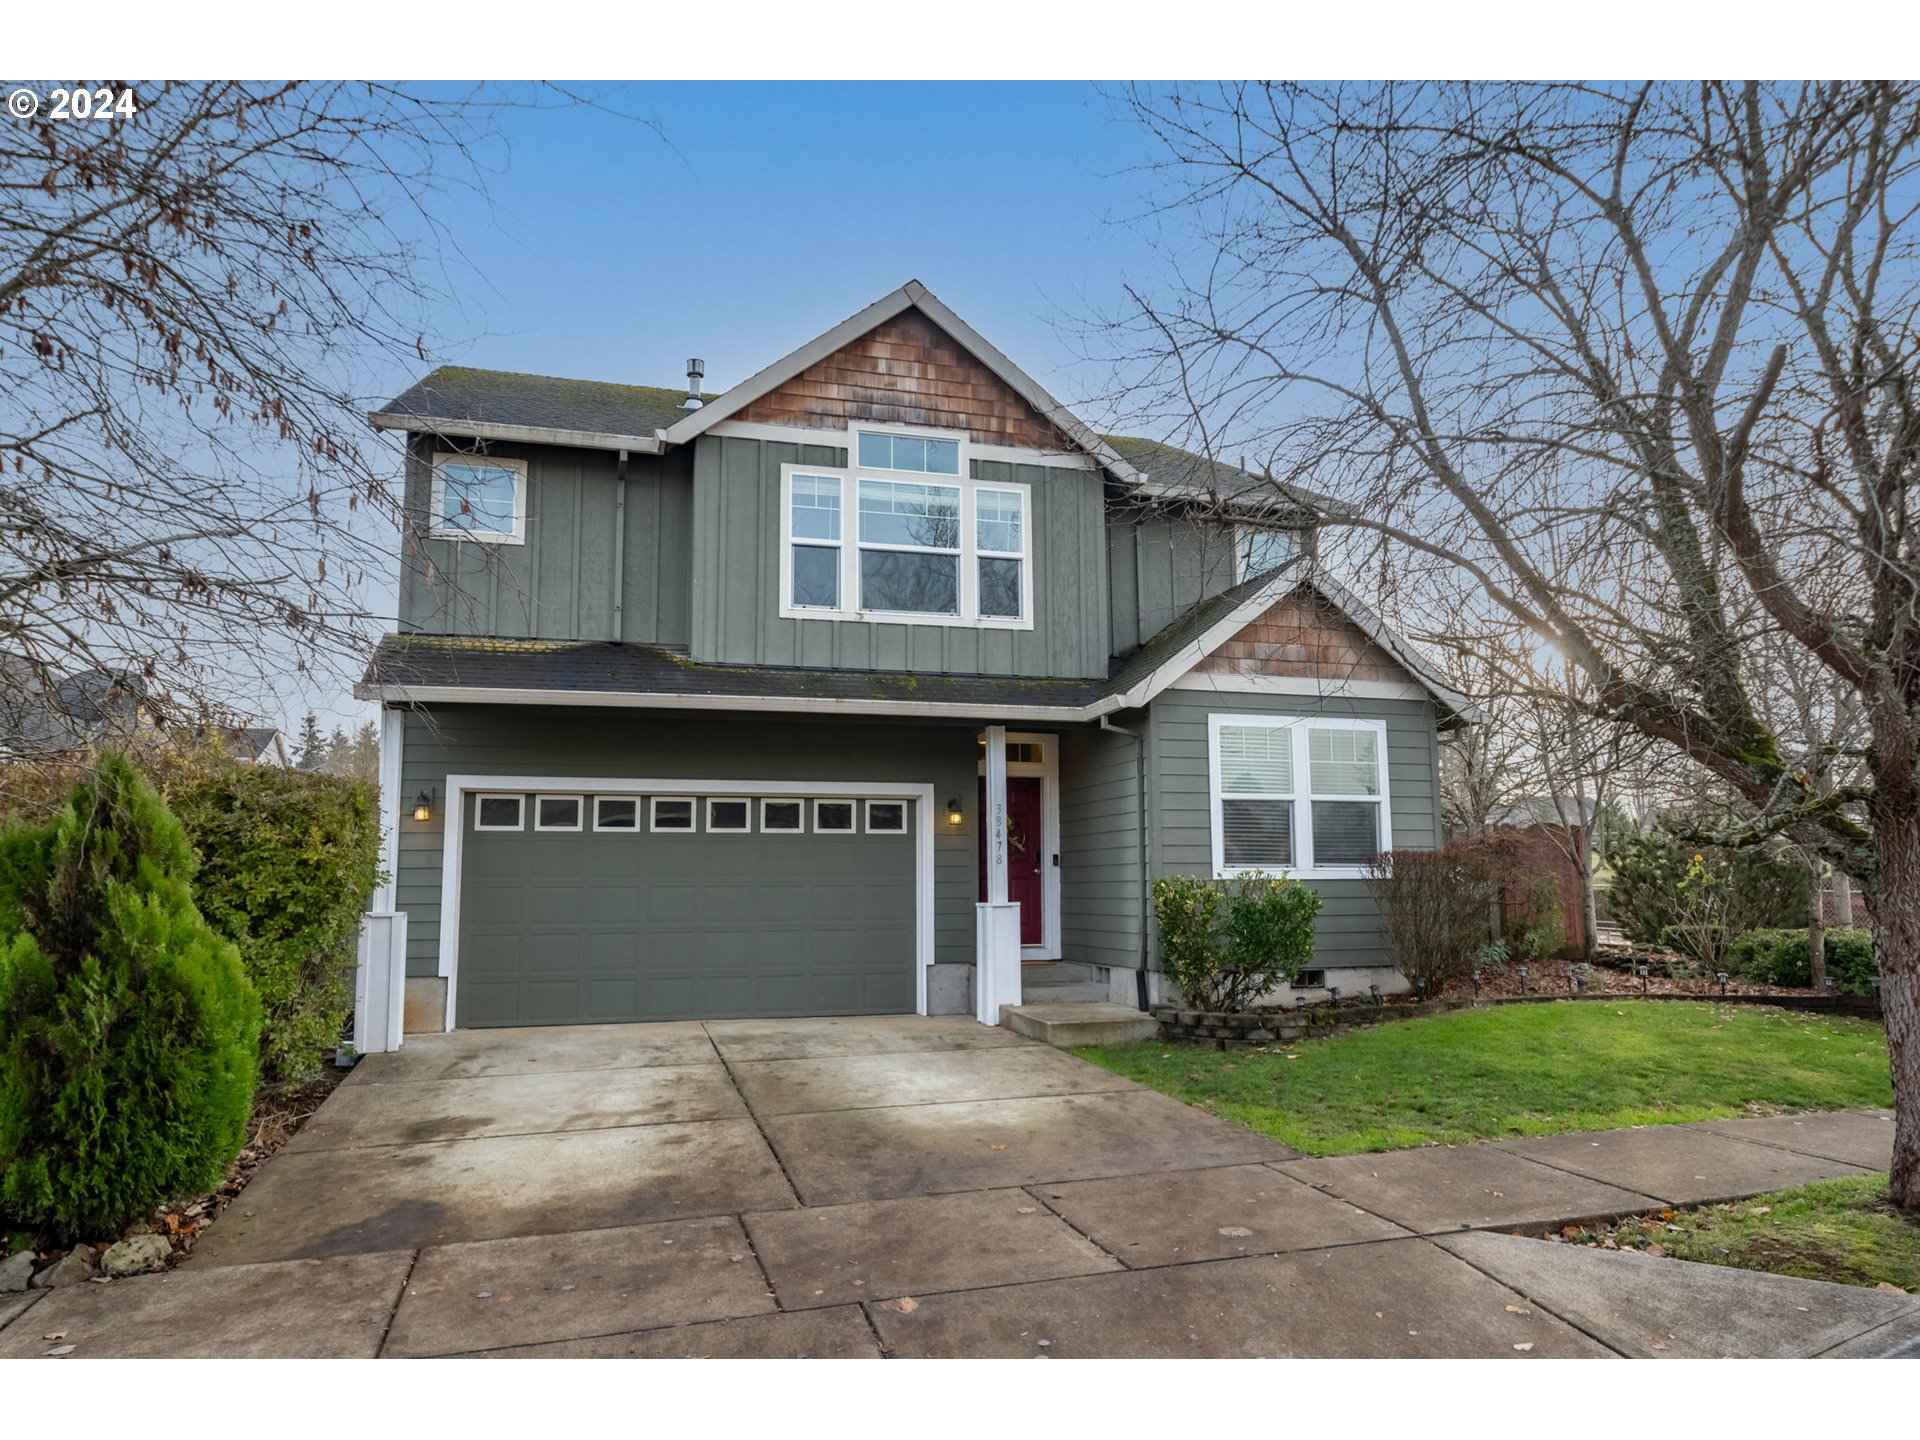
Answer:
[736,309,1075,451]
[1196,589,1414,685]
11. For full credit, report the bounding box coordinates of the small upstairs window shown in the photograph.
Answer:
[1236,526,1298,580]
[788,473,842,610]
[431,454,526,544]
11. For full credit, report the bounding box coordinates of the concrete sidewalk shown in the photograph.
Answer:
[0,1017,1910,1359]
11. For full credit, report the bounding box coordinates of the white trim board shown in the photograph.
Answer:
[708,417,1098,471]
[371,412,667,454]
[976,729,1062,961]
[1170,673,1430,702]
[375,708,404,912]
[433,774,937,1031]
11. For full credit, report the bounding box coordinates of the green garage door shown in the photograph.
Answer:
[456,792,918,1027]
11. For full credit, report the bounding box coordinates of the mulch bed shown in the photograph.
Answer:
[1435,943,1838,1004]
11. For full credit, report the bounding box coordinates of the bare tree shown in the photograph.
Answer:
[1106,81,1920,1205]
[1,81,647,752]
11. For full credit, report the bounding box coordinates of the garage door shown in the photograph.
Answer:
[456,791,918,1027]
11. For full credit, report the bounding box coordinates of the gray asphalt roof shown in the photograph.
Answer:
[363,637,1108,712]
[373,367,1322,518]
[376,367,716,439]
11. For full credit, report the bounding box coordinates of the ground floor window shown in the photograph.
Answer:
[1207,713,1390,877]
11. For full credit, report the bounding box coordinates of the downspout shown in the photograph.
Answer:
[1101,713,1152,1011]
[610,449,629,641]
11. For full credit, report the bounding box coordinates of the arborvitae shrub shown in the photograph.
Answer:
[0,754,260,1242]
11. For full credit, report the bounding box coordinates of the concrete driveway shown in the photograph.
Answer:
[1,1016,1913,1358]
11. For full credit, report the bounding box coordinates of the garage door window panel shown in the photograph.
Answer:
[814,800,856,833]
[535,795,583,831]
[707,798,752,833]
[761,799,804,832]
[652,797,696,832]
[474,794,524,831]
[593,796,639,831]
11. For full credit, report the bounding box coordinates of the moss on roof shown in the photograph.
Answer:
[379,366,717,439]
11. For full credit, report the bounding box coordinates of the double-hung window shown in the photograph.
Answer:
[858,478,961,616]
[1208,714,1390,877]
[779,428,1031,628]
[788,473,842,610]
[431,454,526,544]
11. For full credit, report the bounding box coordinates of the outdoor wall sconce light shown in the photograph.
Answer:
[945,797,964,827]
[412,788,434,823]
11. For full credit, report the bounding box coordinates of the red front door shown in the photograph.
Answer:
[978,775,1046,946]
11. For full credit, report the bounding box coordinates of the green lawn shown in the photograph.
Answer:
[1572,1176,1920,1293]
[1071,1001,1893,1156]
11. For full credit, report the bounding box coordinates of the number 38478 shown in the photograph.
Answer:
[49,88,139,120]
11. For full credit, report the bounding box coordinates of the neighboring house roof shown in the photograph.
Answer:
[0,653,147,758]
[1491,795,1600,829]
[360,560,1477,726]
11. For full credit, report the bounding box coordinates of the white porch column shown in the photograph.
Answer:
[984,724,1009,904]
[374,706,404,912]
[975,724,1021,1024]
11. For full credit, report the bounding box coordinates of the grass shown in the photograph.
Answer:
[1569,1176,1920,1293]
[1071,1000,1893,1156]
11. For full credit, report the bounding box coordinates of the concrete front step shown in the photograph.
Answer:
[1020,981,1113,1004]
[1001,1002,1159,1047]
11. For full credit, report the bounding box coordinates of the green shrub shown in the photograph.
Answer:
[0,754,260,1242]
[1365,845,1497,994]
[1605,824,1807,967]
[1728,928,1878,992]
[159,753,380,1081]
[1153,871,1322,1012]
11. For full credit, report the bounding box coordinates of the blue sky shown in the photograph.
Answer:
[397,82,1154,408]
[309,82,1165,735]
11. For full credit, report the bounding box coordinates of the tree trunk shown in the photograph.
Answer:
[1574,824,1598,959]
[1835,871,1855,928]
[1871,810,1920,1210]
[1808,853,1828,990]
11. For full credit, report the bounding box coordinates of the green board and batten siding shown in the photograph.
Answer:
[400,439,694,646]
[1107,510,1240,656]
[1059,721,1146,971]
[394,706,979,982]
[1145,689,1442,969]
[689,435,1112,677]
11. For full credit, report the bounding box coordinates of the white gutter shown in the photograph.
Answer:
[354,681,1104,724]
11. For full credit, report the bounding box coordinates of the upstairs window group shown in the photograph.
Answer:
[782,428,1030,628]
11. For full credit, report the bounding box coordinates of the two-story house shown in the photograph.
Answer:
[357,281,1476,1034]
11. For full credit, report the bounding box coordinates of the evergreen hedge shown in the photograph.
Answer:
[0,754,261,1241]
[160,756,380,1081]
[1727,927,1879,993]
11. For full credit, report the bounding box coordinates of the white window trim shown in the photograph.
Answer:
[813,798,858,833]
[532,793,583,832]
[864,798,908,833]
[706,797,753,833]
[1206,713,1392,880]
[592,796,641,832]
[430,453,528,545]
[760,797,807,833]
[650,796,696,833]
[777,449,1034,632]
[434,775,939,1031]
[472,792,524,832]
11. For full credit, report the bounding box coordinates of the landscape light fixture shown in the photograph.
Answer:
[412,788,434,823]
[945,797,964,827]
[1369,983,1383,1006]
[1328,985,1341,1006]
[1470,969,1481,996]
[1716,971,1730,995]
[1517,966,1529,993]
